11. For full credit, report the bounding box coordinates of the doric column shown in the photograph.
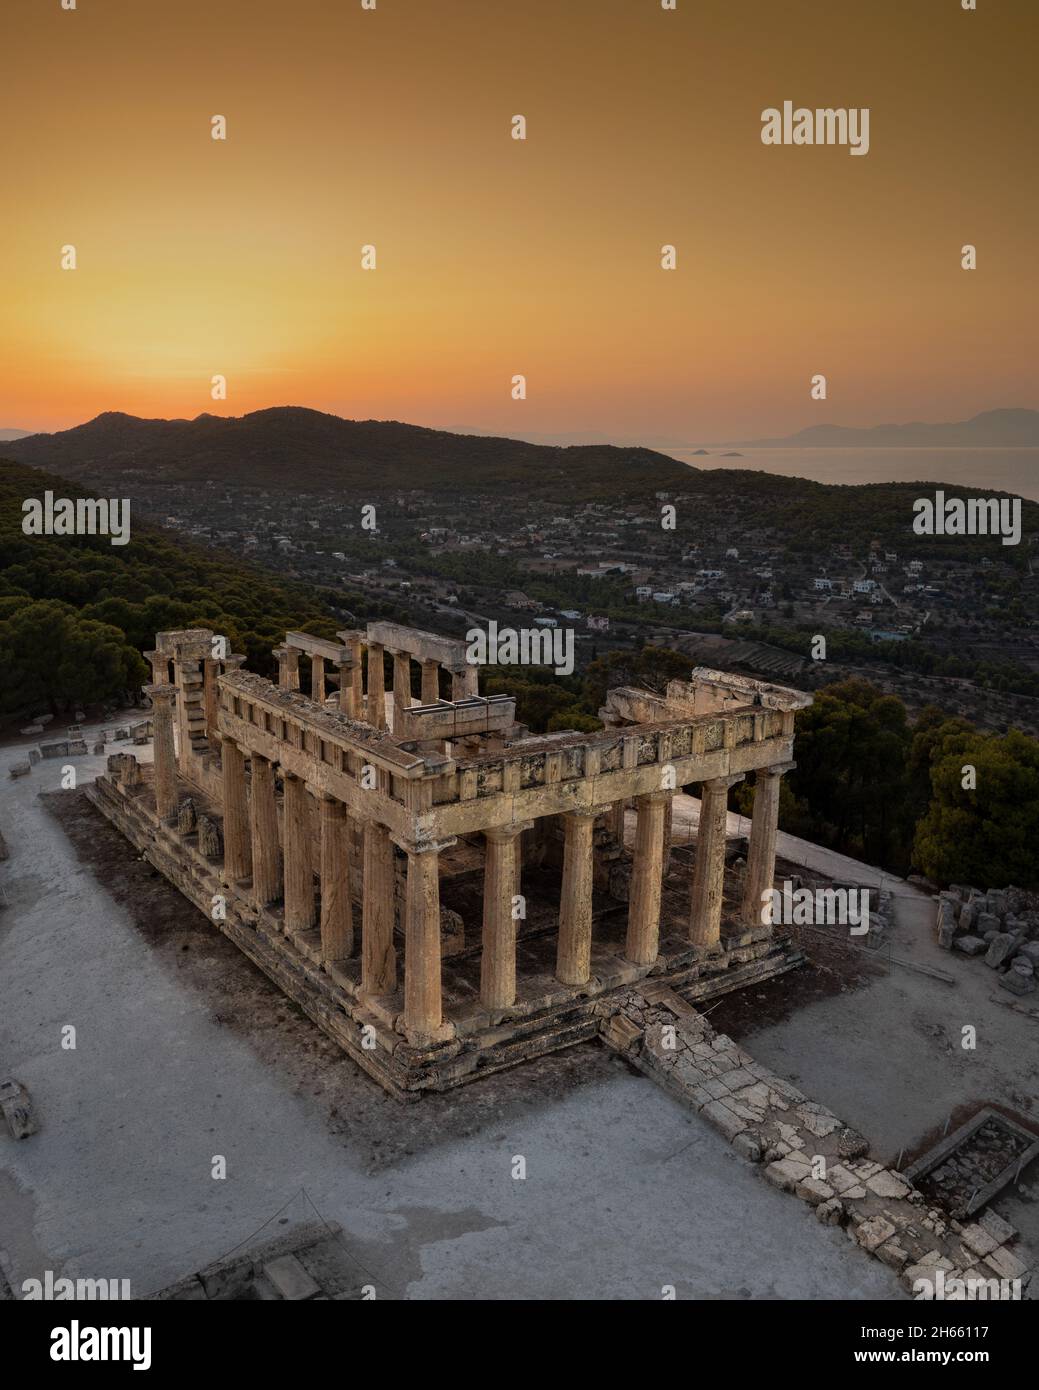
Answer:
[449,664,479,700]
[366,642,386,729]
[336,653,356,717]
[420,659,439,705]
[690,774,743,951]
[556,810,597,986]
[310,652,325,704]
[203,657,222,745]
[361,820,395,993]
[144,650,169,685]
[481,825,525,1009]
[392,650,411,724]
[280,646,300,691]
[662,793,674,876]
[146,682,178,821]
[282,773,316,934]
[625,791,668,965]
[402,841,447,1042]
[250,753,282,906]
[319,796,353,963]
[350,638,364,718]
[221,737,252,884]
[741,762,793,928]
[608,798,626,844]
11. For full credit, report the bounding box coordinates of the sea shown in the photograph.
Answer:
[663,448,1039,503]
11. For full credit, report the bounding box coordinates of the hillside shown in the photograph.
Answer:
[3,407,694,494]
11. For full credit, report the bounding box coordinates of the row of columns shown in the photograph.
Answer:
[150,696,787,1041]
[272,638,480,732]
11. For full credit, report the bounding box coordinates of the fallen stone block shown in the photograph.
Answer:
[796,1101,841,1138]
[816,1198,844,1226]
[836,1127,870,1160]
[795,1177,834,1205]
[985,933,1020,968]
[0,1079,39,1139]
[959,1222,998,1259]
[953,934,987,956]
[764,1154,813,1192]
[855,1216,897,1252]
[876,1239,910,1272]
[978,1209,1016,1246]
[732,1130,763,1163]
[999,967,1036,996]
[262,1254,321,1301]
[8,761,31,778]
[865,1169,913,1200]
[983,1245,1029,1282]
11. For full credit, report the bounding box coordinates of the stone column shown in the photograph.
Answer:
[392,650,411,724]
[450,664,479,700]
[366,642,386,729]
[283,773,316,934]
[402,842,446,1041]
[690,774,743,951]
[221,737,252,884]
[741,762,793,928]
[336,653,356,717]
[273,645,300,692]
[662,793,674,876]
[319,796,353,962]
[310,652,325,704]
[608,798,626,844]
[146,683,178,821]
[481,825,524,1009]
[556,810,597,986]
[144,650,169,685]
[361,821,395,993]
[350,638,364,718]
[203,657,221,744]
[420,659,439,705]
[250,753,282,906]
[625,791,668,965]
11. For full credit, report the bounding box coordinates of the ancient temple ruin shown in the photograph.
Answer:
[88,623,812,1097]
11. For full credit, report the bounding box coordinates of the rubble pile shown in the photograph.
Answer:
[936,885,1039,995]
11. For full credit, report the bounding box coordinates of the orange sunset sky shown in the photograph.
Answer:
[1,0,1036,440]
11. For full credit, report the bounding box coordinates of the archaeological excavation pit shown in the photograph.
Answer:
[905,1107,1039,1219]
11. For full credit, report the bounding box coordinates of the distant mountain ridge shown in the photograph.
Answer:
[726,408,1039,449]
[1,407,693,493]
[0,427,34,441]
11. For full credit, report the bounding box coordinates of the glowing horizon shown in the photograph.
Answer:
[2,0,1036,439]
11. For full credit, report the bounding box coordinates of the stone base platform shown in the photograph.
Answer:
[86,773,804,1099]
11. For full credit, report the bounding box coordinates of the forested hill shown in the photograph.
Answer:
[3,408,694,494]
[0,460,342,719]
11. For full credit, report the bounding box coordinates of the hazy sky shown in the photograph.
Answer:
[1,0,1036,439]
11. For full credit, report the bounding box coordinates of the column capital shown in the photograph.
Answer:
[563,804,612,821]
[705,773,745,791]
[144,682,178,701]
[484,821,534,842]
[763,760,796,777]
[636,788,673,806]
[391,834,457,856]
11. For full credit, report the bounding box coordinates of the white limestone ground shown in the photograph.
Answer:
[0,724,898,1300]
